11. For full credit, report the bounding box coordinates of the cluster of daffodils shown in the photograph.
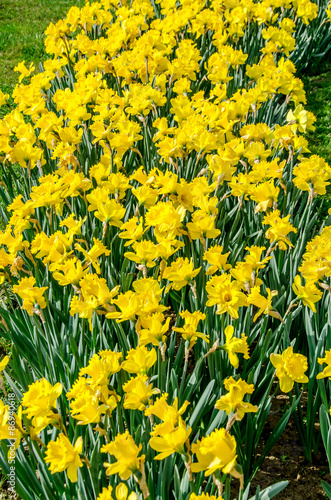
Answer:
[1,340,329,496]
[0,0,330,497]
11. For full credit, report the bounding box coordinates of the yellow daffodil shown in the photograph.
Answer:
[222,325,250,369]
[21,378,63,433]
[0,401,23,459]
[137,314,171,348]
[163,257,201,292]
[203,245,231,275]
[215,377,258,420]
[121,346,157,375]
[79,350,122,389]
[123,374,160,411]
[119,217,145,246]
[149,417,192,460]
[262,210,297,250]
[101,431,145,480]
[13,276,48,316]
[124,240,159,268]
[191,428,241,481]
[14,61,35,82]
[286,104,316,133]
[97,484,138,500]
[0,356,9,373]
[173,310,208,348]
[74,238,110,274]
[145,393,190,431]
[292,275,323,312]
[70,275,120,329]
[247,286,283,322]
[0,90,9,106]
[244,246,272,271]
[316,349,331,380]
[206,274,247,319]
[45,434,83,482]
[186,213,221,242]
[51,258,89,286]
[270,346,309,392]
[69,388,118,425]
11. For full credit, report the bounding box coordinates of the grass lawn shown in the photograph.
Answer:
[0,0,85,95]
[303,64,331,166]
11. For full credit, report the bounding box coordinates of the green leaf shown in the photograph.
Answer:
[321,481,331,499]
[319,404,331,470]
[247,481,289,500]
[189,379,215,429]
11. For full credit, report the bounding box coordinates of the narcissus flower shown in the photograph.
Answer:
[14,61,35,82]
[97,486,114,500]
[203,245,231,275]
[222,325,250,369]
[145,202,184,241]
[70,276,120,330]
[132,185,159,208]
[186,213,221,242]
[13,276,48,316]
[286,104,316,133]
[79,350,122,390]
[316,350,331,380]
[0,89,9,106]
[163,257,201,292]
[101,431,145,480]
[215,377,258,420]
[0,401,23,457]
[123,374,160,411]
[124,240,159,268]
[119,216,145,246]
[121,346,157,375]
[191,428,240,480]
[97,484,138,500]
[51,258,89,286]
[244,246,272,271]
[108,284,168,323]
[74,238,110,274]
[293,156,331,197]
[262,210,297,250]
[94,200,126,227]
[22,378,63,432]
[292,275,323,313]
[69,388,118,425]
[247,286,283,322]
[59,213,86,237]
[0,356,9,395]
[137,314,171,347]
[45,434,83,482]
[0,356,9,373]
[145,393,190,435]
[206,274,247,319]
[149,417,192,460]
[270,346,309,392]
[173,310,208,348]
[251,180,279,213]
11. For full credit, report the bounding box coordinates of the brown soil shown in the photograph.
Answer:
[250,393,330,499]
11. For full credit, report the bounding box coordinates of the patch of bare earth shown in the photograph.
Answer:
[251,393,330,499]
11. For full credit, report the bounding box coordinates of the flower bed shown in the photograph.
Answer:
[0,0,331,498]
